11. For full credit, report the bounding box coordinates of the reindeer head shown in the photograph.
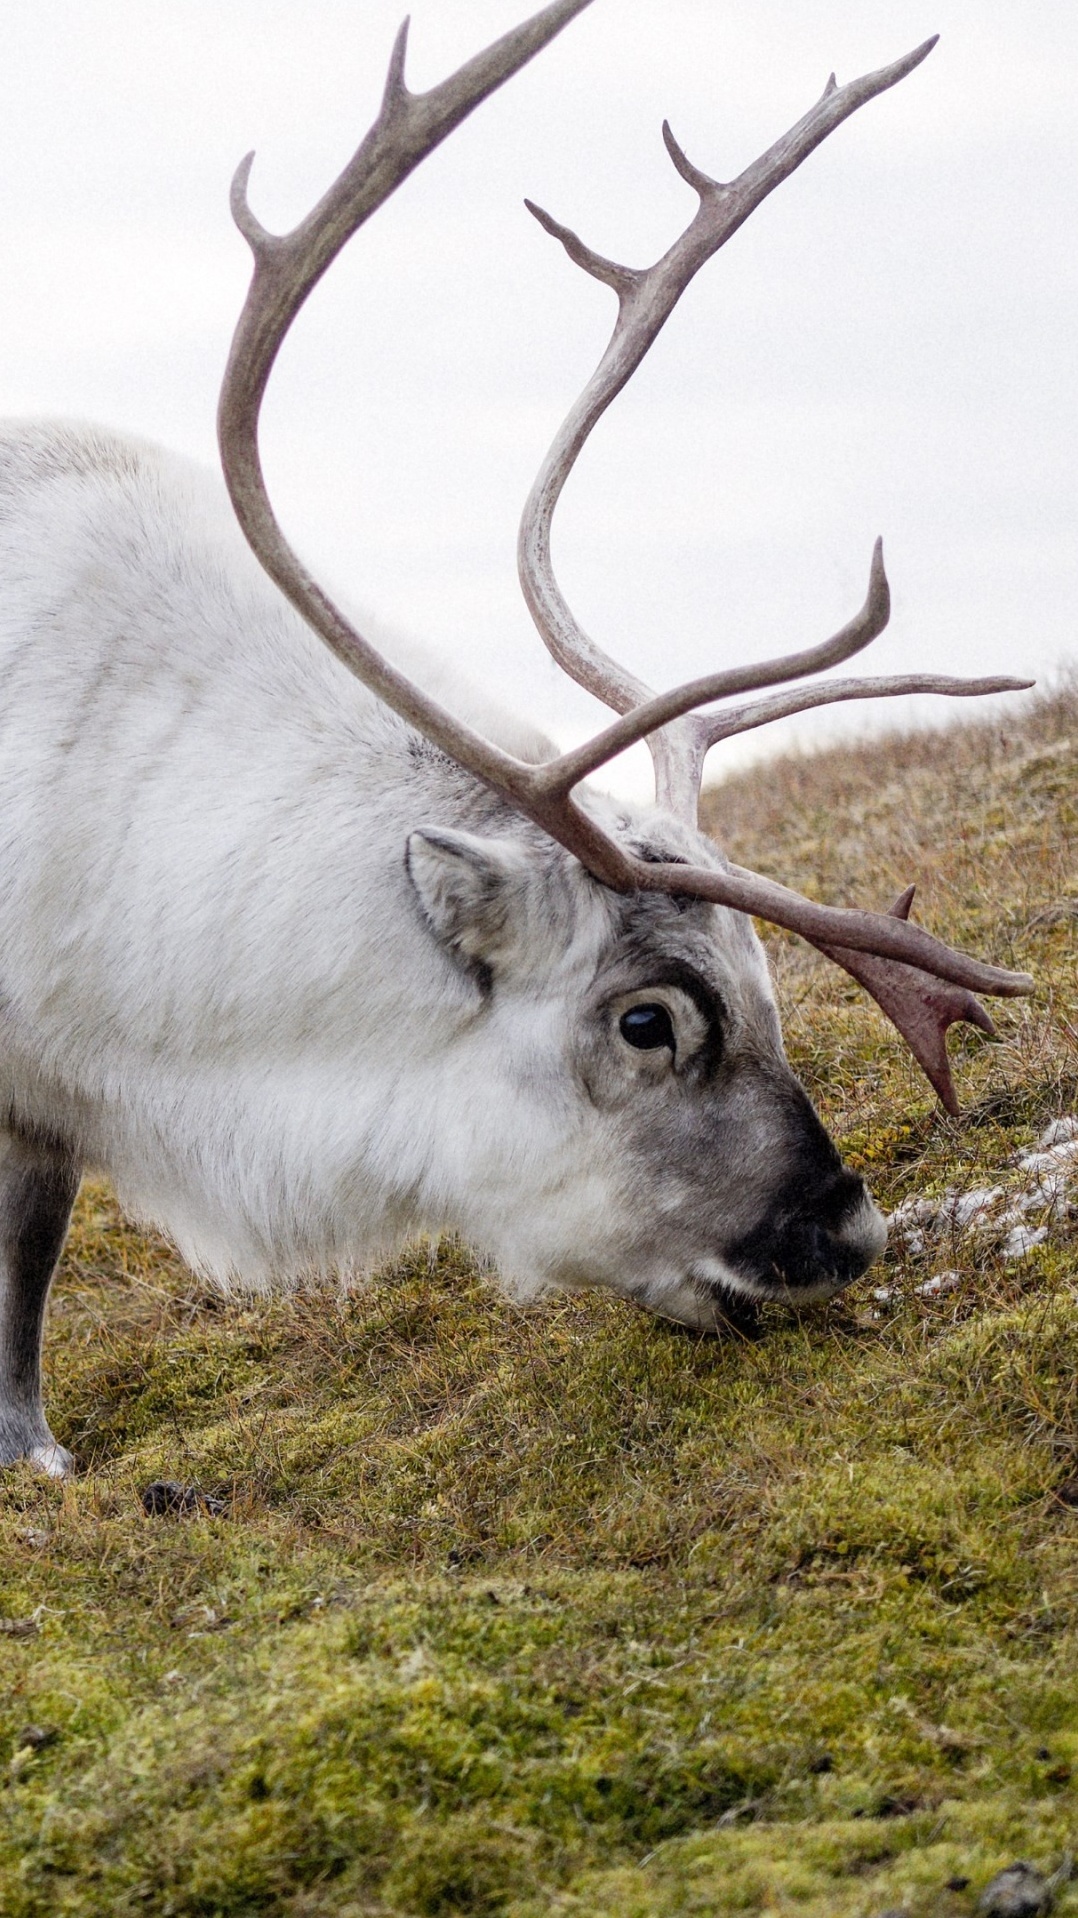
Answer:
[405,802,887,1330]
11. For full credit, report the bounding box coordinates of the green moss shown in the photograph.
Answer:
[4,692,1078,1913]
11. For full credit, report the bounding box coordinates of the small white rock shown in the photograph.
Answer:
[1048,1138,1078,1163]
[1002,1224,1049,1261]
[1039,1116,1078,1148]
[872,1285,895,1303]
[970,1209,1007,1235]
[1019,1142,1078,1176]
[1011,1172,1068,1216]
[888,1197,939,1229]
[942,1187,1004,1228]
[915,1271,962,1298]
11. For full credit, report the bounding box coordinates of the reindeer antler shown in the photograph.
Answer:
[219,1,1034,1110]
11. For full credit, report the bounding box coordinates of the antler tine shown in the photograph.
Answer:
[703,672,1036,751]
[524,199,641,299]
[219,0,598,808]
[661,121,720,198]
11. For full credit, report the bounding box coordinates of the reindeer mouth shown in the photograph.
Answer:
[688,1271,762,1339]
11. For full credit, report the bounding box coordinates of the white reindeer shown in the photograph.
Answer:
[0,0,1031,1475]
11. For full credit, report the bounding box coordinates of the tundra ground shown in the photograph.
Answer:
[2,688,1078,1916]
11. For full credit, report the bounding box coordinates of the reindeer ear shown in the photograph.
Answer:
[405,828,535,971]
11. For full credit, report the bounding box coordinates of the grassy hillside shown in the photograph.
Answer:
[3,689,1078,1916]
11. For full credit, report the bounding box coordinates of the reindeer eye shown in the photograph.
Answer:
[619,1004,675,1053]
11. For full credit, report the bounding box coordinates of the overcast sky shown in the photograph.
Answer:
[0,1,1074,798]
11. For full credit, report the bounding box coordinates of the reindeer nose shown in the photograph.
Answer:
[727,1167,887,1298]
[794,1179,887,1288]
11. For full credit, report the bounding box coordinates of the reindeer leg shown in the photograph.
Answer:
[0,1128,80,1476]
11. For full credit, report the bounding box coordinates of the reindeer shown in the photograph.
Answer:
[0,0,1031,1476]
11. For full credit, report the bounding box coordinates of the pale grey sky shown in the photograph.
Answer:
[1,1,1074,796]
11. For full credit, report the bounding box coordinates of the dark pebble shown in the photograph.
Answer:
[876,1794,920,1818]
[17,1724,57,1751]
[140,1481,228,1518]
[1054,1477,1078,1507]
[948,1879,971,1893]
[808,1751,834,1774]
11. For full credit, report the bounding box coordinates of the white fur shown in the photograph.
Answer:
[0,419,883,1330]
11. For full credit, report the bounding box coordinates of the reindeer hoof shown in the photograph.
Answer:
[0,1424,74,1477]
[30,1438,75,1478]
